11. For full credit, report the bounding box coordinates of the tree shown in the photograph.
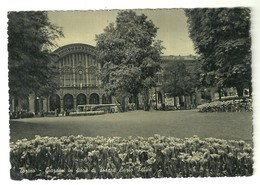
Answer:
[161,61,200,98]
[96,10,164,110]
[8,11,63,110]
[185,8,251,97]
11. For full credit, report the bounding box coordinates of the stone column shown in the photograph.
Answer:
[43,98,47,112]
[185,96,190,106]
[60,98,63,112]
[73,68,76,87]
[99,96,102,105]
[180,96,184,107]
[82,68,85,87]
[85,94,89,104]
[195,92,201,105]
[73,54,76,87]
[73,96,77,111]
[190,94,194,106]
[174,96,179,107]
[29,94,35,113]
[85,54,88,86]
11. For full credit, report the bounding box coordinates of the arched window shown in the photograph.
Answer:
[63,94,74,110]
[75,66,84,87]
[62,67,73,87]
[102,94,112,104]
[89,66,97,86]
[77,93,87,106]
[50,94,61,112]
[89,93,99,104]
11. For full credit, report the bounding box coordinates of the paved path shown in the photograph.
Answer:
[10,110,253,145]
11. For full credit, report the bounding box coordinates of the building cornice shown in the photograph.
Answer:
[52,43,96,58]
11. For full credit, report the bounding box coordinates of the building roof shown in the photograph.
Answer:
[52,43,96,58]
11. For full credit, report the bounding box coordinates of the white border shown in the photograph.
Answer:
[1,0,260,185]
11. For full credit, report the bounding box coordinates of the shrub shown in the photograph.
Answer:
[20,112,35,118]
[44,111,56,116]
[10,135,253,180]
[10,111,35,119]
[197,98,252,112]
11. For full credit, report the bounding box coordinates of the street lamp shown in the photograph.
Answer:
[155,86,157,110]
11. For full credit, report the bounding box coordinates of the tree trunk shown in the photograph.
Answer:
[134,93,139,110]
[142,89,150,111]
[218,87,222,101]
[236,85,244,97]
[116,96,126,112]
[248,82,252,97]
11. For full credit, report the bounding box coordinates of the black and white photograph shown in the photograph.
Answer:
[1,0,260,184]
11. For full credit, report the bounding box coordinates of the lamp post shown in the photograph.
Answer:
[36,96,39,115]
[155,86,157,110]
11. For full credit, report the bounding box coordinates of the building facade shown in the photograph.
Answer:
[151,55,201,110]
[49,43,112,113]
[10,43,112,115]
[10,43,201,115]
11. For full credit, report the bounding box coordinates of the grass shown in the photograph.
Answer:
[9,110,253,145]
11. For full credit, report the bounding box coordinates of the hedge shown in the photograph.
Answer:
[197,99,252,112]
[10,112,35,119]
[10,135,253,180]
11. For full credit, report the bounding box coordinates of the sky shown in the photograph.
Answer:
[48,9,196,56]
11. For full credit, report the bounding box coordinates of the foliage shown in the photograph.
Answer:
[197,98,252,112]
[161,61,200,97]
[10,111,35,119]
[96,10,164,109]
[8,11,63,100]
[185,8,252,96]
[43,111,56,116]
[10,135,253,180]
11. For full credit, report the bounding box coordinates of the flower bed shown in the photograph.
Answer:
[197,98,252,112]
[10,135,253,180]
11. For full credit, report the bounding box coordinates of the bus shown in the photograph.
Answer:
[164,93,175,110]
[77,104,119,113]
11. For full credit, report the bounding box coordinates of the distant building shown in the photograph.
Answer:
[151,55,201,110]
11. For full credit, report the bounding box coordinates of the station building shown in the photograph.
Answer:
[48,43,114,113]
[10,43,112,114]
[10,43,200,114]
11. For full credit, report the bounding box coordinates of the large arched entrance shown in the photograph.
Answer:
[89,93,99,104]
[77,93,87,106]
[50,94,61,112]
[102,94,112,104]
[63,94,74,110]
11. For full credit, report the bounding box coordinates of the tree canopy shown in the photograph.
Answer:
[95,10,164,110]
[185,8,251,97]
[8,11,63,99]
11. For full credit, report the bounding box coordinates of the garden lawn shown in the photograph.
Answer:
[9,110,253,145]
